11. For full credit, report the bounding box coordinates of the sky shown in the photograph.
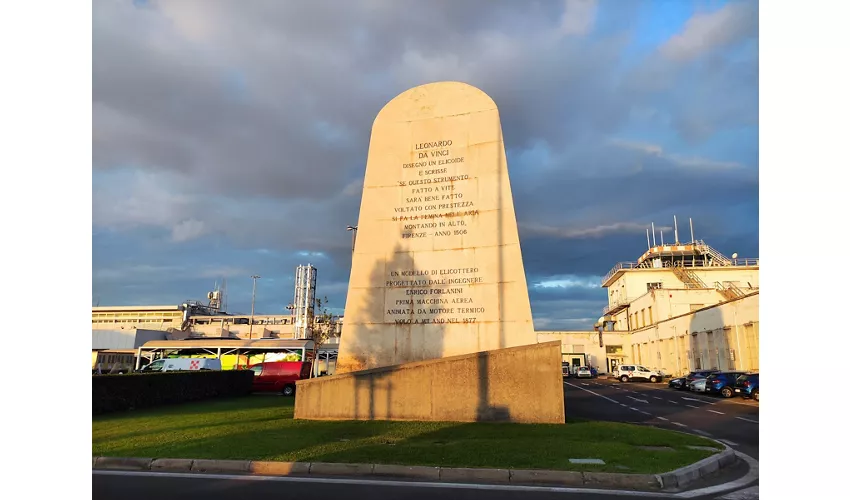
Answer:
[92,0,759,330]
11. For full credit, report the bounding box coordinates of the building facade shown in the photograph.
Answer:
[538,240,759,376]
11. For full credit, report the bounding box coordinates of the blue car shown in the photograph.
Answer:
[735,373,759,401]
[704,371,747,398]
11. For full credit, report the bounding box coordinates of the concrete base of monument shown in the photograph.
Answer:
[294,340,565,424]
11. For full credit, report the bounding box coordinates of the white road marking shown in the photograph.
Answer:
[717,439,739,447]
[735,416,759,424]
[627,396,649,404]
[685,404,699,408]
[669,400,679,404]
[637,410,651,415]
[652,396,663,400]
[672,422,687,428]
[629,407,639,411]
[581,383,590,386]
[620,403,628,407]
[691,429,713,437]
[563,382,619,403]
[681,397,704,403]
[707,409,725,415]
[656,416,668,421]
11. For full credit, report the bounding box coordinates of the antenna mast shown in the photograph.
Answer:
[689,218,695,243]
[646,228,651,251]
[660,229,665,246]
[651,222,657,246]
[674,215,679,244]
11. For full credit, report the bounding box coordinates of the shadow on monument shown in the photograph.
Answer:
[340,238,510,422]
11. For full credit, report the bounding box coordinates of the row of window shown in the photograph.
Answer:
[96,354,134,364]
[629,306,653,330]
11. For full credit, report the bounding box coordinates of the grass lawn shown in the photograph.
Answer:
[92,395,720,474]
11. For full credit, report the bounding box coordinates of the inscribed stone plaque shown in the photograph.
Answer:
[336,81,536,373]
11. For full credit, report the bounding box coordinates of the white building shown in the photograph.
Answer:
[538,239,759,376]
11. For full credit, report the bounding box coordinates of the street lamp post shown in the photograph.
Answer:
[249,275,261,339]
[346,225,358,253]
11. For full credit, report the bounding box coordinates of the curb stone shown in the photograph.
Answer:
[440,467,510,483]
[191,459,251,474]
[372,464,440,480]
[509,469,583,486]
[309,462,374,476]
[151,458,194,472]
[93,444,736,492]
[655,446,736,490]
[250,461,311,476]
[95,457,153,471]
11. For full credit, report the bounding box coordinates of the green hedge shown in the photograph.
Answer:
[92,370,255,415]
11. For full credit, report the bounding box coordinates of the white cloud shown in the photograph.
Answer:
[559,0,598,37]
[522,221,668,239]
[171,219,207,242]
[532,275,602,289]
[659,1,757,62]
[608,137,744,170]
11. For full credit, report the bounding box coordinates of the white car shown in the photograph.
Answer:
[615,364,663,383]
[575,366,592,378]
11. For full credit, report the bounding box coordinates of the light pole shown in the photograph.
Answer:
[346,225,358,253]
[249,275,261,339]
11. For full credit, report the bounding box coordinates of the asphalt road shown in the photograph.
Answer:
[563,377,759,460]
[92,471,758,500]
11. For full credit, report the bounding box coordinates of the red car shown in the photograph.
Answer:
[248,361,312,396]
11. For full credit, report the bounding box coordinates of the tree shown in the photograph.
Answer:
[308,296,339,377]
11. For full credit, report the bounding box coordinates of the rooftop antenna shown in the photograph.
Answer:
[646,228,651,251]
[674,215,679,244]
[689,217,695,243]
[660,229,665,246]
[651,222,657,246]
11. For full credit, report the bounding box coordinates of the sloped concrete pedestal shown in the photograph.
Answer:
[294,341,565,424]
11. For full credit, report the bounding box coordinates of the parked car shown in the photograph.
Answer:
[704,371,747,398]
[688,378,708,392]
[668,376,687,389]
[248,361,312,396]
[575,366,592,378]
[140,358,222,372]
[685,370,719,387]
[614,365,663,383]
[735,373,759,401]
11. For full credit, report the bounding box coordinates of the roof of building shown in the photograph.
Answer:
[93,305,182,312]
[140,338,315,350]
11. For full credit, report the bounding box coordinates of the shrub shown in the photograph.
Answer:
[92,370,254,415]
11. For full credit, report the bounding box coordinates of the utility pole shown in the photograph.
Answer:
[249,275,261,339]
[346,225,358,253]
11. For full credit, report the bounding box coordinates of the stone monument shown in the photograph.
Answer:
[295,82,565,424]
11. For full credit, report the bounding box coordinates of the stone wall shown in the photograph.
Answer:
[295,340,565,424]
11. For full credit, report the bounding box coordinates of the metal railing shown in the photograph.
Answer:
[602,257,759,286]
[671,264,708,289]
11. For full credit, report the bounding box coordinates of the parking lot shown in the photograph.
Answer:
[563,376,759,461]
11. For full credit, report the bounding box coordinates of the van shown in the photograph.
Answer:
[248,361,312,396]
[614,364,663,383]
[141,358,222,372]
